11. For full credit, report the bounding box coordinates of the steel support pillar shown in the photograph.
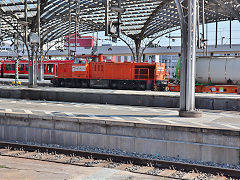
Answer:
[14,35,19,86]
[0,14,2,39]
[175,0,202,117]
[29,46,36,87]
[68,0,71,57]
[75,0,80,54]
[230,13,232,48]
[105,0,110,36]
[25,0,33,87]
[38,0,44,81]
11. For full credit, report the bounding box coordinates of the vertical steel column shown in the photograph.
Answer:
[230,13,232,48]
[202,0,205,39]
[175,0,187,113]
[205,22,208,55]
[68,0,71,57]
[118,0,122,37]
[196,0,200,48]
[25,0,33,86]
[15,35,19,86]
[30,45,36,87]
[202,0,206,55]
[175,0,202,117]
[186,0,197,112]
[0,17,1,34]
[38,0,44,81]
[215,10,218,48]
[105,0,109,36]
[75,0,78,54]
[32,0,41,85]
[75,0,80,54]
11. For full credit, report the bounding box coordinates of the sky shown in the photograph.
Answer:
[94,20,240,47]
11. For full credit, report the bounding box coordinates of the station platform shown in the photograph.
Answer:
[0,98,239,166]
[0,78,51,87]
[0,83,240,111]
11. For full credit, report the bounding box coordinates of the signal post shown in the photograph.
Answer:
[175,0,202,117]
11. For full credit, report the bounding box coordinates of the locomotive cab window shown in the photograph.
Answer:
[74,58,86,64]
[74,58,80,64]
[89,56,97,62]
[80,59,86,64]
[91,56,98,62]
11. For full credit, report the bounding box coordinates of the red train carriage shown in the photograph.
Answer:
[0,59,73,79]
[51,55,167,90]
[0,60,3,77]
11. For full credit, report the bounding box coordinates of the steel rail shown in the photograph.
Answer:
[0,141,239,178]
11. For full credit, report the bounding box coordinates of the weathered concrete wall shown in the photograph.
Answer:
[0,87,240,111]
[0,112,239,165]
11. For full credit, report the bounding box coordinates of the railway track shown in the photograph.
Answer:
[0,141,239,179]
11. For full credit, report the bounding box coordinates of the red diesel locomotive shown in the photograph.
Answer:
[51,55,167,90]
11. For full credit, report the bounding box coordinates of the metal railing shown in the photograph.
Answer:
[135,68,150,80]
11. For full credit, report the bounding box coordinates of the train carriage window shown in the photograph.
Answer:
[47,64,54,73]
[12,64,15,71]
[26,64,29,71]
[19,64,24,71]
[44,64,46,72]
[6,64,11,71]
[55,64,58,76]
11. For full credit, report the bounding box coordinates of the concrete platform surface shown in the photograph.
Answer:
[0,78,51,85]
[0,98,239,165]
[0,98,239,130]
[0,156,160,180]
[0,84,240,111]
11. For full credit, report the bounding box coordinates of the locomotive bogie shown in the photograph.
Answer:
[52,78,164,90]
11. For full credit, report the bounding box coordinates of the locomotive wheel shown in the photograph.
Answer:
[81,81,89,88]
[110,81,117,89]
[60,80,65,87]
[65,81,72,88]
[139,82,146,90]
[53,80,60,87]
[75,80,82,88]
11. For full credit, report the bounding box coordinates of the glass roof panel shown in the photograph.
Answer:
[0,0,239,44]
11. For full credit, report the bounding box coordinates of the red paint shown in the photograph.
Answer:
[64,35,97,47]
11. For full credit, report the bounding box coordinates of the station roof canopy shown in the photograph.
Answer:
[0,0,240,45]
